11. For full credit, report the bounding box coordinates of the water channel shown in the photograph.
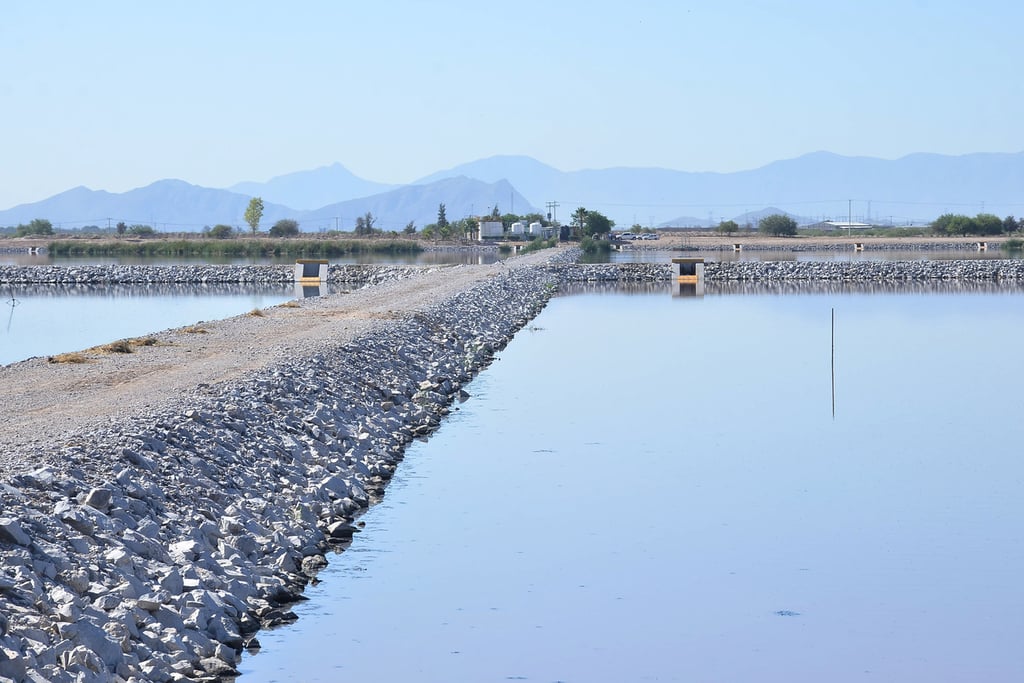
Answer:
[237,285,1024,682]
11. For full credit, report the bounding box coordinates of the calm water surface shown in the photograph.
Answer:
[0,284,292,366]
[239,288,1024,682]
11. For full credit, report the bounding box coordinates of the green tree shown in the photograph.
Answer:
[1003,215,1019,233]
[404,221,417,234]
[717,219,740,235]
[501,213,521,229]
[116,221,127,236]
[571,207,588,239]
[437,204,448,228]
[974,213,1003,236]
[128,224,155,236]
[583,210,614,237]
[207,224,234,239]
[354,211,376,236]
[759,214,798,236]
[15,218,54,237]
[269,218,300,237]
[244,197,264,236]
[455,217,477,239]
[932,213,974,235]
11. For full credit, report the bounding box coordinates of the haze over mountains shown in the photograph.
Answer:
[2,151,1022,232]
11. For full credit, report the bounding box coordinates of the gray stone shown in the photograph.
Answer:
[0,517,31,546]
[82,487,113,512]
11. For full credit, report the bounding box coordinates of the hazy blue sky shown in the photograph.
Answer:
[2,0,1022,209]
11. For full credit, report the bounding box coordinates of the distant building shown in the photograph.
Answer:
[478,220,504,240]
[804,220,873,231]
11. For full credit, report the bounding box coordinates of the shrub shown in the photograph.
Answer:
[269,219,300,238]
[759,214,798,236]
[207,224,234,239]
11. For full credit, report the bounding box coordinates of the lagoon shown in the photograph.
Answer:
[0,283,293,366]
[239,285,1024,682]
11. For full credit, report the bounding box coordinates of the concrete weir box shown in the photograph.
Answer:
[671,257,704,282]
[672,257,705,297]
[294,259,329,283]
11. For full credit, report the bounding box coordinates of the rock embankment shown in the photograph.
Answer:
[0,264,558,682]
[0,265,423,286]
[551,259,1024,282]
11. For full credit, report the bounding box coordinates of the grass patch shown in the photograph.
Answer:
[248,308,266,317]
[48,352,89,364]
[580,236,612,254]
[182,325,208,334]
[1002,238,1024,252]
[46,237,425,258]
[277,300,301,308]
[101,340,134,354]
[519,237,558,254]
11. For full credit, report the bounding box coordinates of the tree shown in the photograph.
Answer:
[932,213,973,236]
[717,219,740,235]
[455,217,477,239]
[583,210,614,237]
[1003,215,1019,233]
[15,218,54,237]
[269,218,300,237]
[571,207,588,239]
[974,213,1003,236]
[116,221,127,236]
[759,214,798,236]
[244,197,264,236]
[354,211,376,236]
[437,204,448,229]
[127,224,155,236]
[404,221,417,235]
[207,224,234,239]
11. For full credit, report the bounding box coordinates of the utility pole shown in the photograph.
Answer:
[848,199,852,237]
[545,201,560,225]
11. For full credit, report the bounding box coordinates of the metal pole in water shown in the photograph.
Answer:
[831,307,835,419]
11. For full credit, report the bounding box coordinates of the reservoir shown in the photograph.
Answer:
[0,284,293,366]
[239,286,1024,682]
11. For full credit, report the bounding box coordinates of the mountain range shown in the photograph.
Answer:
[2,151,1022,232]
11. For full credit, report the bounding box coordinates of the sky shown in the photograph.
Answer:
[2,0,1023,210]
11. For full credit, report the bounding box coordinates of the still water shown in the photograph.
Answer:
[239,287,1024,682]
[0,284,292,366]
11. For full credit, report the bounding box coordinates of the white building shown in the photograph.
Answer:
[478,220,504,240]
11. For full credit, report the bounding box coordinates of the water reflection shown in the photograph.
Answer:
[2,282,293,298]
[0,284,292,366]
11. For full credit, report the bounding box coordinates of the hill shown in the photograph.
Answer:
[4,150,1023,233]
[297,177,538,232]
[417,151,1024,227]
[228,162,395,210]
